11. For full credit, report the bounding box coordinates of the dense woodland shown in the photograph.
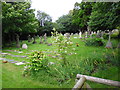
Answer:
[2,2,120,46]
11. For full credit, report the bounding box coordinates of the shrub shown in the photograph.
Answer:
[85,38,104,46]
[23,51,48,76]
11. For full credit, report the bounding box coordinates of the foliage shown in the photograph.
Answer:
[37,10,53,35]
[56,14,75,33]
[72,2,93,32]
[51,30,75,65]
[104,50,120,66]
[2,2,39,44]
[23,51,48,75]
[88,2,120,31]
[85,38,105,46]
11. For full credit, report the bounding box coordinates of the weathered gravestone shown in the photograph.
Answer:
[28,35,31,42]
[32,35,37,44]
[16,34,20,48]
[22,44,28,49]
[79,31,82,39]
[85,31,88,38]
[65,33,70,39]
[40,36,43,44]
[105,31,112,48]
[44,33,48,44]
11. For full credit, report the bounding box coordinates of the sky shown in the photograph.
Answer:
[31,0,82,22]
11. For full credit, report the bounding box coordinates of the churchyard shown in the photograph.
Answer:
[1,31,120,88]
[2,1,120,89]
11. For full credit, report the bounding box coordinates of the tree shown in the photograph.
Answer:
[88,2,120,31]
[72,2,93,33]
[56,13,76,34]
[37,10,53,36]
[2,2,38,46]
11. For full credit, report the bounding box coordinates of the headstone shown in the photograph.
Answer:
[85,31,88,38]
[79,31,82,39]
[40,36,43,44]
[32,35,36,44]
[65,33,70,38]
[44,33,47,44]
[28,35,31,42]
[16,34,20,48]
[22,44,28,49]
[105,31,112,48]
[90,31,93,38]
[71,33,73,36]
[96,30,102,38]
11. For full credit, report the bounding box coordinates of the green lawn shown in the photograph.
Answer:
[2,36,120,88]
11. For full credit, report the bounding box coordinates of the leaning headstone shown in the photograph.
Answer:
[16,34,20,48]
[22,44,28,49]
[105,31,112,48]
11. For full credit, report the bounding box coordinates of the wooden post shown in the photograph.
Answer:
[77,74,120,87]
[72,77,86,90]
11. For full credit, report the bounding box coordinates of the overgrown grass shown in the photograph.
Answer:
[2,36,120,88]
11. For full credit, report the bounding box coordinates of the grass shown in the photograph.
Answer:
[2,36,120,88]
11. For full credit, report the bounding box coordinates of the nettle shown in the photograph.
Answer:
[51,30,75,65]
[23,51,48,76]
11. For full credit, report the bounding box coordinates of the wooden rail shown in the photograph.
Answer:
[72,74,120,89]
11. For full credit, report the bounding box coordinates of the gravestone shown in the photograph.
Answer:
[85,31,88,38]
[40,36,43,44]
[79,31,82,39]
[22,44,28,49]
[44,33,47,44]
[96,30,102,38]
[16,34,20,48]
[71,33,73,36]
[65,33,70,39]
[105,31,112,48]
[28,35,31,42]
[32,35,36,44]
[101,31,104,39]
[90,31,93,38]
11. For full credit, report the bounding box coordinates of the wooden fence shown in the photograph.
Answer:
[72,74,120,90]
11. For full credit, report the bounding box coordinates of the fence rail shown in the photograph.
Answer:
[72,74,120,90]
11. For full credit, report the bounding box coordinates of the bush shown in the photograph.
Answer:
[85,38,104,46]
[23,51,48,76]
